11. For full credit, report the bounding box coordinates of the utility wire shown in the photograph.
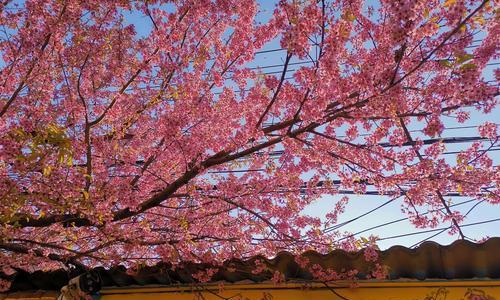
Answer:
[376,217,500,241]
[408,228,448,248]
[226,136,498,164]
[334,198,480,240]
[408,199,486,248]
[323,196,401,233]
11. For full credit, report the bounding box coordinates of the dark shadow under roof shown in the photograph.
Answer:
[3,238,500,292]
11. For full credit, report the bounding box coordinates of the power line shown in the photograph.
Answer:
[6,58,497,99]
[64,125,495,173]
[336,198,480,242]
[210,146,498,173]
[226,136,498,164]
[376,217,500,241]
[133,60,499,90]
[323,196,401,233]
[408,199,486,248]
[250,39,485,57]
[408,228,448,248]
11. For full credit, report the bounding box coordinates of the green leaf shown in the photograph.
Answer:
[460,63,476,71]
[438,60,452,68]
[455,53,474,64]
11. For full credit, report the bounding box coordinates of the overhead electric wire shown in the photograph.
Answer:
[322,196,401,233]
[65,124,495,174]
[408,199,486,248]
[224,135,498,165]
[334,198,483,241]
[408,228,449,248]
[376,217,500,242]
[326,197,485,236]
[10,38,488,96]
[7,58,497,98]
[250,38,485,57]
[206,146,500,174]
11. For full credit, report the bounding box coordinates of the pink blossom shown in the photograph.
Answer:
[271,271,285,285]
[192,268,218,283]
[363,247,379,263]
[478,122,497,139]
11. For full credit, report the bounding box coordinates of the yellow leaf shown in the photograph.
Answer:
[82,190,89,200]
[474,16,486,26]
[423,8,430,19]
[43,166,52,176]
[172,90,179,99]
[14,128,25,136]
[340,26,350,38]
[444,0,456,7]
[66,156,74,167]
[457,185,463,194]
[466,165,474,171]
[355,240,362,249]
[430,16,439,23]
[180,218,189,230]
[343,11,356,22]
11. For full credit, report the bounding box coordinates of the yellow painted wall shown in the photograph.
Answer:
[100,281,500,300]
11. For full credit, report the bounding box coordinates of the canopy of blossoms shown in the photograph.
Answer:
[0,0,498,282]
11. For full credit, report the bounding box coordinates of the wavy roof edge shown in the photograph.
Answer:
[242,237,500,260]
[3,238,500,292]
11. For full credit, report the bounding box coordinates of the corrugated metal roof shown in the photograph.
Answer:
[3,238,500,292]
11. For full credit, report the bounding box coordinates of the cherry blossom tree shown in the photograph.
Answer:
[0,0,498,278]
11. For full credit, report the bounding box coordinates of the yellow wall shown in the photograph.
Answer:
[100,280,500,300]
